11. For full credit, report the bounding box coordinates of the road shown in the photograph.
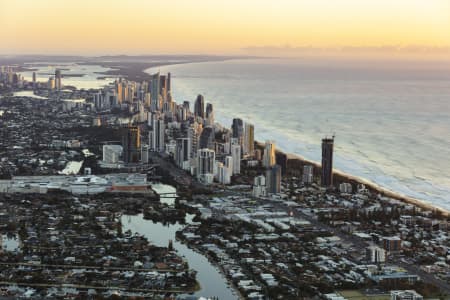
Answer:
[0,281,196,294]
[0,262,186,273]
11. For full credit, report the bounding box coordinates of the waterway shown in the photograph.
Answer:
[121,183,238,300]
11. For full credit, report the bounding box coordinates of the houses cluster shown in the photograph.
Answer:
[0,193,197,298]
[285,176,450,285]
[0,95,96,177]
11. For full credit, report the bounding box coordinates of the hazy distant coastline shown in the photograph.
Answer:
[0,54,257,82]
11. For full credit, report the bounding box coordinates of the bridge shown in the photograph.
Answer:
[157,192,178,198]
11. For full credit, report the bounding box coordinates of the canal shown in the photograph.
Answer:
[121,183,238,300]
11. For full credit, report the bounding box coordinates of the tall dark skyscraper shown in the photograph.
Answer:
[167,72,171,92]
[199,126,215,150]
[206,103,213,119]
[122,125,141,163]
[194,94,205,118]
[32,72,36,90]
[266,164,281,194]
[151,72,160,111]
[232,118,243,141]
[321,137,334,187]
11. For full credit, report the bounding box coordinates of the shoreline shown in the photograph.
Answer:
[137,61,450,217]
[255,141,449,216]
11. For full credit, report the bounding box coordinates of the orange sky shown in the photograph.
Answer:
[1,0,450,56]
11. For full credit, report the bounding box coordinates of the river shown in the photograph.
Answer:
[121,183,238,300]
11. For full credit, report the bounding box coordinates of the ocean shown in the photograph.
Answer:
[146,57,450,211]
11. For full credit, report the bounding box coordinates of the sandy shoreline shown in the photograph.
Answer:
[132,60,449,217]
[256,141,450,216]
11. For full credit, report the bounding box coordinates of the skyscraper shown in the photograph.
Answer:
[266,165,281,194]
[160,74,167,101]
[194,94,205,118]
[32,72,36,90]
[55,69,62,90]
[321,137,334,187]
[199,126,215,150]
[253,175,267,197]
[176,138,191,170]
[167,72,171,93]
[197,148,215,184]
[151,72,160,111]
[116,80,123,105]
[232,118,243,143]
[205,103,214,126]
[263,140,276,168]
[231,144,241,174]
[122,125,141,163]
[244,123,254,156]
[150,118,165,152]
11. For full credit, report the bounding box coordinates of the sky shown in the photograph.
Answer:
[1,0,450,56]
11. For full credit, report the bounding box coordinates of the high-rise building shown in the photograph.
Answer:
[217,162,231,185]
[225,156,233,172]
[205,103,214,126]
[197,148,215,184]
[194,94,205,118]
[231,144,241,174]
[151,72,160,111]
[302,165,314,184]
[176,138,191,170]
[232,118,243,144]
[366,246,386,263]
[276,152,288,175]
[115,80,123,105]
[122,126,141,163]
[102,145,123,164]
[382,236,402,252]
[48,77,55,90]
[183,101,190,111]
[55,69,62,90]
[253,175,267,197]
[141,144,149,163]
[321,137,334,187]
[32,72,36,90]
[244,123,254,156]
[266,165,281,194]
[188,125,199,159]
[263,140,276,168]
[199,126,215,150]
[150,118,165,152]
[167,72,171,93]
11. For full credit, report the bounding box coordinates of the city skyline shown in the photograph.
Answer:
[1,0,450,57]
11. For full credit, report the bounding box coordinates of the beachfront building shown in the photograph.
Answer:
[263,140,276,168]
[266,165,281,194]
[321,136,334,187]
[244,122,254,157]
